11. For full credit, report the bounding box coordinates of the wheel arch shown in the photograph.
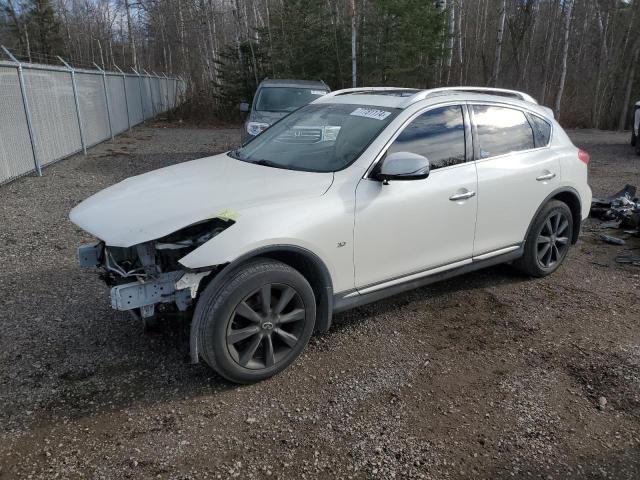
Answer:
[189,245,334,364]
[525,187,582,245]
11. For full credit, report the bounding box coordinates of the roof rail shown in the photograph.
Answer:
[321,87,418,99]
[403,87,538,106]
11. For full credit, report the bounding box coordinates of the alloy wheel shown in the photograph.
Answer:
[226,283,306,370]
[536,211,570,269]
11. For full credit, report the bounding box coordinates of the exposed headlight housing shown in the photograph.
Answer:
[247,121,270,136]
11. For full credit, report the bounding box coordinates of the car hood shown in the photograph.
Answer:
[69,153,334,247]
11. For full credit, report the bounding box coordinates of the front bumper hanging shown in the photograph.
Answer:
[77,242,209,318]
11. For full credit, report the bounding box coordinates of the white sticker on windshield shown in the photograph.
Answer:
[350,107,391,120]
[311,90,327,95]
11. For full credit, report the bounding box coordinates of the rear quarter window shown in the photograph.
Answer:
[527,113,552,147]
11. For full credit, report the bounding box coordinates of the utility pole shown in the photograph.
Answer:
[351,0,357,88]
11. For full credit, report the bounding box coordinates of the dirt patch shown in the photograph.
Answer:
[567,347,640,416]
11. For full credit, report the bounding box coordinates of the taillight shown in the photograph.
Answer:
[578,149,590,165]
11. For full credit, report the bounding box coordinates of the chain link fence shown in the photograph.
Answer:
[0,50,186,185]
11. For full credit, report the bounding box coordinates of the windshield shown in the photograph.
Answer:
[255,87,329,113]
[229,103,399,172]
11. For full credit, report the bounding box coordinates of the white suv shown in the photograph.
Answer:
[70,87,592,383]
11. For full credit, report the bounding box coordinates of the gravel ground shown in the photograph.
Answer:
[1,124,640,479]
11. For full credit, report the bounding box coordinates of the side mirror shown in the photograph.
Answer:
[374,151,430,182]
[239,102,250,113]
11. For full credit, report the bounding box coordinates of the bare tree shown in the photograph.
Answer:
[554,0,574,118]
[491,0,506,87]
[350,0,356,87]
[123,0,137,69]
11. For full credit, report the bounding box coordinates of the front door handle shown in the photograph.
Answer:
[449,190,476,201]
[536,172,556,181]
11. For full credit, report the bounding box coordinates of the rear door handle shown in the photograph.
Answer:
[449,190,476,201]
[536,172,556,181]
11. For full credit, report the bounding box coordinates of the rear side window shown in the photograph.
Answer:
[527,113,552,147]
[387,105,466,170]
[473,105,534,159]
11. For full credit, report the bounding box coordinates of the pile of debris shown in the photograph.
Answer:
[590,185,640,265]
[590,185,640,232]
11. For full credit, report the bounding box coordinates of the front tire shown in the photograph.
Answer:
[194,258,316,383]
[515,200,574,277]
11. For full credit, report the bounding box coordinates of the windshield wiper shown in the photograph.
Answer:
[228,149,242,159]
[250,159,286,169]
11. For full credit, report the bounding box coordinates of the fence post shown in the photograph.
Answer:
[143,69,156,117]
[155,72,165,112]
[2,46,41,176]
[58,56,86,155]
[177,76,184,107]
[132,68,145,123]
[162,73,171,111]
[172,77,177,109]
[115,65,131,131]
[94,63,114,141]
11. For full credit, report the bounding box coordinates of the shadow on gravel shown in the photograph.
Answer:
[330,263,530,339]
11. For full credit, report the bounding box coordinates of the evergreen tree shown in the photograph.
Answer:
[24,0,63,58]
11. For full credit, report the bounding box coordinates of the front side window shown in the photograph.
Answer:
[229,103,399,172]
[473,105,534,159]
[386,105,466,170]
[255,87,328,113]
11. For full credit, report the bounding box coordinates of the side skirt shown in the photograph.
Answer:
[333,246,523,313]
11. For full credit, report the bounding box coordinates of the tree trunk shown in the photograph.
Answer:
[457,0,463,84]
[618,39,640,131]
[351,0,357,88]
[539,0,559,104]
[124,0,138,69]
[445,0,455,85]
[240,0,259,86]
[554,0,574,118]
[592,3,610,128]
[492,0,506,87]
[520,0,538,90]
[327,0,343,87]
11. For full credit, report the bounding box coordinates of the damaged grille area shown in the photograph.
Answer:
[78,218,233,318]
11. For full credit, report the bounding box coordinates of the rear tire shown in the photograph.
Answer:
[631,130,636,147]
[515,200,574,277]
[194,258,316,384]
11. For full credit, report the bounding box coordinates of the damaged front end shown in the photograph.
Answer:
[77,218,232,319]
